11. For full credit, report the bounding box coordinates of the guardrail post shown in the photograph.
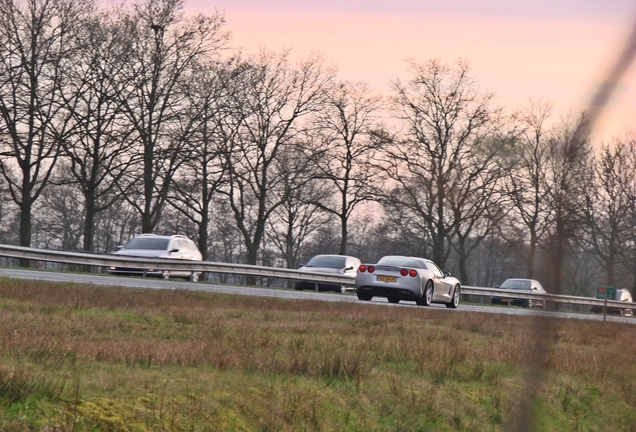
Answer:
[314,282,319,292]
[603,298,607,322]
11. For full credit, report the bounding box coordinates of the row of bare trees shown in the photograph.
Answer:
[2,0,636,295]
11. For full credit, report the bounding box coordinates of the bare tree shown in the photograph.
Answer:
[309,80,385,254]
[542,115,590,296]
[578,141,631,287]
[220,50,334,270]
[0,0,93,264]
[502,99,556,279]
[166,58,242,260]
[117,0,228,233]
[612,134,636,290]
[34,175,83,250]
[56,8,139,252]
[447,134,509,284]
[266,145,333,269]
[385,59,499,269]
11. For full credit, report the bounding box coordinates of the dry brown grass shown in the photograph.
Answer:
[1,277,635,430]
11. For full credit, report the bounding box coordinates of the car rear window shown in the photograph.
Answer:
[306,256,346,268]
[500,280,531,290]
[377,257,426,268]
[124,238,170,250]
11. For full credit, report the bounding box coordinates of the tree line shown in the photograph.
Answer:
[1,0,635,296]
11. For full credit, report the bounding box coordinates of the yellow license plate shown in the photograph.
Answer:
[378,276,397,283]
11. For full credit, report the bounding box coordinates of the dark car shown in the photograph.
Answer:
[490,278,547,307]
[294,254,361,293]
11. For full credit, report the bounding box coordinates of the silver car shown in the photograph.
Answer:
[108,234,203,282]
[355,255,461,308]
[294,254,361,293]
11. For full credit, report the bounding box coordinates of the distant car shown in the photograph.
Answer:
[355,255,461,308]
[490,278,547,307]
[294,254,361,293]
[108,234,203,282]
[590,288,634,316]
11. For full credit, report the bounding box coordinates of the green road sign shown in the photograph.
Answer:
[596,287,617,300]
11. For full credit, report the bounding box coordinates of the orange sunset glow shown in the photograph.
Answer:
[185,1,636,143]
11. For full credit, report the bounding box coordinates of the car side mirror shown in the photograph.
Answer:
[299,263,305,268]
[532,287,538,291]
[116,245,124,251]
[495,284,500,288]
[443,271,451,278]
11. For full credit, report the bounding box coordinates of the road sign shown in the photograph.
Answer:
[596,287,617,300]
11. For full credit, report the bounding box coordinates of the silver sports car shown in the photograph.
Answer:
[355,255,461,308]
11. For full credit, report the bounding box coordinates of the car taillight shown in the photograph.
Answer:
[368,266,375,273]
[409,269,418,277]
[359,265,367,272]
[400,269,408,277]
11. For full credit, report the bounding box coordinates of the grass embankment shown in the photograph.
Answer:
[0,277,635,431]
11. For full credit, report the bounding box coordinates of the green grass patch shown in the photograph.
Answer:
[0,276,635,431]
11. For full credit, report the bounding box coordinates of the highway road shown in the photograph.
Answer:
[1,268,634,325]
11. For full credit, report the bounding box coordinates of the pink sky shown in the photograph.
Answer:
[185,1,636,143]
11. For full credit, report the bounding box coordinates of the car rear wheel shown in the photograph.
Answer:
[416,280,433,306]
[387,297,400,304]
[446,285,460,309]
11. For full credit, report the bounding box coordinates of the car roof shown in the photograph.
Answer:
[312,254,359,258]
[134,234,191,240]
[503,278,539,283]
[378,255,433,265]
[381,255,430,261]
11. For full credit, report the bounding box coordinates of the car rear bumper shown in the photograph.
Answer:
[108,267,197,279]
[356,285,420,301]
[108,267,163,277]
[490,297,547,307]
[294,281,347,292]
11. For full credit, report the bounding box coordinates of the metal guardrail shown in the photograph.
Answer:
[0,243,633,312]
[0,244,354,286]
[461,286,626,308]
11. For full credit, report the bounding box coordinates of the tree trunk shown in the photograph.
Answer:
[198,203,209,261]
[527,230,537,279]
[457,236,470,285]
[83,192,96,252]
[434,213,446,265]
[19,196,32,268]
[339,214,348,255]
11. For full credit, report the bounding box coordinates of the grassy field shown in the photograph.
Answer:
[0,277,635,431]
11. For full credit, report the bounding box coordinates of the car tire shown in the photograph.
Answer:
[357,292,373,301]
[416,280,433,306]
[446,285,460,309]
[162,271,170,280]
[387,297,400,304]
[190,272,199,283]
